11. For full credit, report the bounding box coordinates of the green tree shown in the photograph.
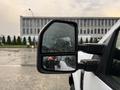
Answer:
[89,37,93,43]
[28,36,32,45]
[32,37,36,45]
[12,36,17,45]
[79,38,83,44]
[94,37,98,43]
[85,38,89,43]
[6,35,11,45]
[2,36,6,45]
[22,37,27,45]
[17,36,22,45]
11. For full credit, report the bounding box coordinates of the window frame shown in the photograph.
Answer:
[94,26,120,90]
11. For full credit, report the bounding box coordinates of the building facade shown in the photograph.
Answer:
[20,16,120,41]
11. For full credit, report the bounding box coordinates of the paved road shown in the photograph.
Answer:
[0,48,70,90]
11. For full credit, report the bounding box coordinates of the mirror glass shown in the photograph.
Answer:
[43,56,76,71]
[42,22,75,53]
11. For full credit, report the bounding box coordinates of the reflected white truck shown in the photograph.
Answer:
[71,20,120,90]
[55,61,74,71]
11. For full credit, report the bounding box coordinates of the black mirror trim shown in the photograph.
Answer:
[37,20,78,74]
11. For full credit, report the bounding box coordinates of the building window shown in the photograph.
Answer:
[30,19,32,26]
[30,28,32,34]
[98,29,100,34]
[109,19,111,26]
[37,19,39,27]
[26,19,29,27]
[98,19,100,26]
[44,19,48,25]
[84,30,86,34]
[87,29,90,34]
[91,30,93,34]
[86,19,88,26]
[94,19,96,26]
[41,19,43,27]
[27,19,30,27]
[84,20,86,27]
[23,19,25,27]
[35,29,36,34]
[94,29,97,34]
[101,29,104,34]
[77,20,79,25]
[80,20,82,26]
[91,19,93,26]
[101,19,104,26]
[105,29,107,33]
[23,28,25,34]
[105,20,107,26]
[111,19,113,25]
[38,29,40,34]
[34,19,36,26]
[107,19,109,26]
[80,29,82,34]
[27,28,29,34]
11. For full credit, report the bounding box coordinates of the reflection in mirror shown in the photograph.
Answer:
[42,22,75,53]
[43,56,76,71]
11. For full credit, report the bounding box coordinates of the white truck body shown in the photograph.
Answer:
[72,20,120,90]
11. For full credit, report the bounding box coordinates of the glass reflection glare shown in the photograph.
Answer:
[42,22,75,53]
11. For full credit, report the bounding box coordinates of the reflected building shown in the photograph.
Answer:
[20,16,120,41]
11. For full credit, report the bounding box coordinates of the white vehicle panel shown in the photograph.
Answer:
[84,72,112,90]
[73,70,81,90]
[72,19,120,90]
[72,51,92,90]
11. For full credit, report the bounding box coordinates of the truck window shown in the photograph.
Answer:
[111,31,120,84]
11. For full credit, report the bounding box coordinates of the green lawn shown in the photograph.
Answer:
[0,45,29,48]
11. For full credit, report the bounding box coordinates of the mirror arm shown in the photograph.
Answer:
[77,59,99,71]
[78,44,106,55]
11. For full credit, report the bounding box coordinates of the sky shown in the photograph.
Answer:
[0,0,120,36]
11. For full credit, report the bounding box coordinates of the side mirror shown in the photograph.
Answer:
[37,20,78,73]
[37,20,106,74]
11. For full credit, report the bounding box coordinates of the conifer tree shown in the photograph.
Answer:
[79,37,83,44]
[89,37,93,43]
[23,37,27,45]
[85,38,89,43]
[6,35,11,45]
[94,37,98,43]
[17,36,22,45]
[28,36,32,45]
[2,36,6,45]
[12,36,17,45]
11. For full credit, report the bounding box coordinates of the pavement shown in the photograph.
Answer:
[0,48,70,90]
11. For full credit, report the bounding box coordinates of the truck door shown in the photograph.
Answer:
[83,27,120,90]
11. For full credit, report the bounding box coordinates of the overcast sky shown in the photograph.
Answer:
[0,0,120,36]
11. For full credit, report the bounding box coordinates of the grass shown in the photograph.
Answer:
[0,45,30,48]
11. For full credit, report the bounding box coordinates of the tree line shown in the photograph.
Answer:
[79,37,102,44]
[0,35,101,45]
[0,35,35,45]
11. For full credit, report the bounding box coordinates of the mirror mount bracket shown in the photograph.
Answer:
[77,59,99,72]
[78,44,106,55]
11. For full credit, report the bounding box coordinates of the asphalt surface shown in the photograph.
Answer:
[0,48,70,90]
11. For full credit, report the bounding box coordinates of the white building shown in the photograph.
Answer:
[20,16,119,41]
